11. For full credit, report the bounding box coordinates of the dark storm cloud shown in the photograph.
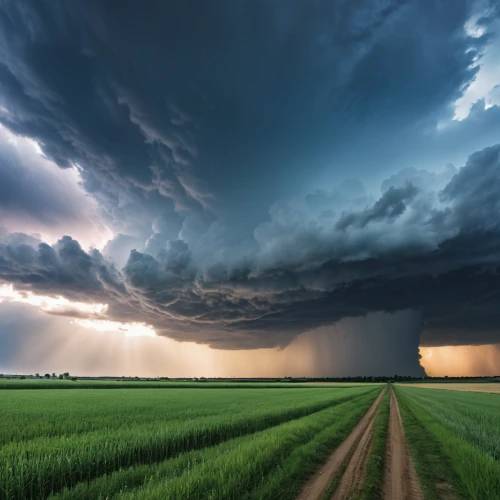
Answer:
[1,144,500,349]
[440,144,500,231]
[336,183,419,231]
[0,0,493,232]
[0,235,126,303]
[1,0,500,350]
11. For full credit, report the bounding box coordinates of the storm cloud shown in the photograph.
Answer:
[0,0,497,228]
[0,0,500,360]
[1,144,500,350]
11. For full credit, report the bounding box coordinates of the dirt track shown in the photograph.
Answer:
[296,388,386,500]
[382,388,424,500]
[330,394,377,500]
[297,386,426,500]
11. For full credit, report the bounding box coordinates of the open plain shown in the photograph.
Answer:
[1,382,499,499]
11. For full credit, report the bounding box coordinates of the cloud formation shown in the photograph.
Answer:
[1,144,500,349]
[0,0,499,361]
[0,125,108,246]
[0,0,497,232]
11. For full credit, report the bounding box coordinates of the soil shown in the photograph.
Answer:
[330,397,377,500]
[296,388,386,500]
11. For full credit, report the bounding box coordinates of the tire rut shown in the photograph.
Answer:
[330,397,377,500]
[296,388,386,500]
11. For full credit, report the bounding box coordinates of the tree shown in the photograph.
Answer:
[35,373,40,378]
[44,374,50,379]
[58,374,63,380]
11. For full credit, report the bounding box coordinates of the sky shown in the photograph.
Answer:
[1,0,500,377]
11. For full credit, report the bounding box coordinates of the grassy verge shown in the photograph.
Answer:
[320,451,351,500]
[395,386,500,500]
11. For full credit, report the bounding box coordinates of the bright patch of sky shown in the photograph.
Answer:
[453,16,500,121]
[0,284,107,316]
[73,319,157,337]
[0,284,156,338]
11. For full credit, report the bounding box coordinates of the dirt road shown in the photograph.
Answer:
[296,388,386,500]
[330,395,377,500]
[383,388,424,500]
[297,386,427,500]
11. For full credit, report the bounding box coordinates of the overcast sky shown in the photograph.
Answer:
[1,0,500,376]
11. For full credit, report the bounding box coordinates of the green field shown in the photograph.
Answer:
[0,379,374,390]
[395,385,500,499]
[2,382,500,500]
[0,385,380,499]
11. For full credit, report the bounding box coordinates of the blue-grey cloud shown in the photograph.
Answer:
[336,183,419,231]
[0,144,499,349]
[0,0,496,231]
[0,125,106,244]
[0,235,126,303]
[0,0,499,353]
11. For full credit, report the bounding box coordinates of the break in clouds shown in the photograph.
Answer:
[1,0,500,371]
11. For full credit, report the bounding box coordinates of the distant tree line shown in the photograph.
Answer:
[0,372,77,381]
[0,374,498,383]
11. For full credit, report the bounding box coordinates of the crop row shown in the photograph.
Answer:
[395,386,500,500]
[395,386,500,461]
[0,380,370,390]
[0,386,377,499]
[1,388,362,446]
[52,389,380,500]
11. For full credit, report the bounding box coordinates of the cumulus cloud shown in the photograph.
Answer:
[0,235,126,305]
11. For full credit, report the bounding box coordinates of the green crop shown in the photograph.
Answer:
[0,385,378,499]
[0,379,373,390]
[115,389,380,500]
[395,385,500,500]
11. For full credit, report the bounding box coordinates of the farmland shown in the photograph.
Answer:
[2,382,500,500]
[0,385,380,499]
[395,385,500,499]
[397,382,500,394]
[0,379,380,390]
